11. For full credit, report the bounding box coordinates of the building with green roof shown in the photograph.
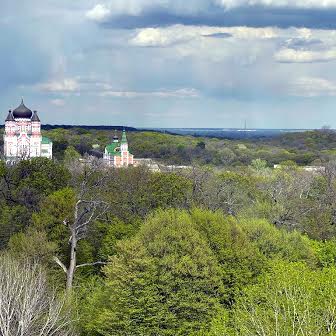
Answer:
[103,129,134,167]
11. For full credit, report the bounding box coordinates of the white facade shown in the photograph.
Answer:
[4,100,52,163]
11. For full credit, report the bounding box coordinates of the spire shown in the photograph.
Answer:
[121,128,127,144]
[5,110,15,122]
[31,110,40,122]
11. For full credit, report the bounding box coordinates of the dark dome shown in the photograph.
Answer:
[5,110,15,122]
[31,110,40,122]
[13,99,33,119]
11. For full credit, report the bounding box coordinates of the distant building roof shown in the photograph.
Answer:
[42,136,52,144]
[106,142,121,156]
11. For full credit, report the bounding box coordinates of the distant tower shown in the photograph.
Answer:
[104,129,134,167]
[3,99,53,163]
[113,130,119,143]
[31,111,42,157]
[120,129,128,152]
[4,110,16,159]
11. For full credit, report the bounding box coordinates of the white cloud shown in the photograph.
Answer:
[215,0,336,9]
[85,0,210,22]
[288,77,336,97]
[130,25,278,47]
[38,78,80,92]
[100,88,199,98]
[86,4,111,22]
[131,27,197,47]
[85,1,158,22]
[275,48,336,63]
[33,76,198,99]
[50,99,66,106]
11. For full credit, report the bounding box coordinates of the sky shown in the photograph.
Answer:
[1,0,336,128]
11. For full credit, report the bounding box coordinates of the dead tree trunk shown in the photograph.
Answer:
[67,229,77,291]
[54,159,110,292]
[54,199,108,292]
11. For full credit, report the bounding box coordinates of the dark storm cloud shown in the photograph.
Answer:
[99,6,336,30]
[203,32,233,38]
[284,38,325,50]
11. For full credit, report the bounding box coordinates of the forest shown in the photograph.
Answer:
[23,127,336,166]
[1,126,335,167]
[2,128,336,335]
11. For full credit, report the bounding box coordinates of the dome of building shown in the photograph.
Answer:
[12,99,33,119]
[31,110,40,122]
[5,110,15,122]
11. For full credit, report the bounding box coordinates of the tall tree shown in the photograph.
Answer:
[83,209,223,336]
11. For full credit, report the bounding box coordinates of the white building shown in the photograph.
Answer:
[4,99,52,163]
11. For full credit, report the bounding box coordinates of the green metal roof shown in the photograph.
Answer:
[106,142,121,156]
[41,136,52,144]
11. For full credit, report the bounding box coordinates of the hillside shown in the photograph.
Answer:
[32,127,336,167]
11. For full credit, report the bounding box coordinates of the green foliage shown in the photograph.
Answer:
[12,157,70,196]
[63,145,81,165]
[8,228,57,265]
[198,171,259,215]
[83,209,223,336]
[76,276,106,334]
[79,207,328,335]
[313,238,336,267]
[39,127,336,167]
[104,168,192,222]
[1,132,336,336]
[147,173,192,209]
[0,205,31,248]
[33,187,76,257]
[228,261,336,335]
[248,158,271,177]
[95,220,138,260]
[190,209,266,304]
[238,217,317,265]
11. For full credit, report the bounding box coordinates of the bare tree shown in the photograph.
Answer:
[54,159,109,291]
[182,165,212,206]
[0,254,75,336]
[258,167,316,229]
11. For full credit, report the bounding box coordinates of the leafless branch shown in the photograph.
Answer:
[0,254,76,336]
[76,261,107,269]
[53,256,67,274]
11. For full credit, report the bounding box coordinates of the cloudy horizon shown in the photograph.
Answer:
[1,0,336,128]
